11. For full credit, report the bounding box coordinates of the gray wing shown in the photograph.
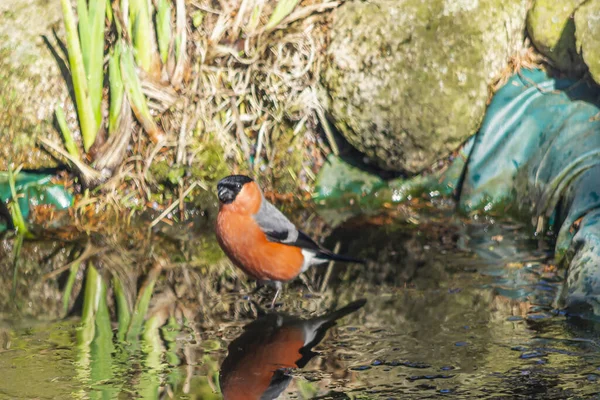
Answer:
[253,198,321,251]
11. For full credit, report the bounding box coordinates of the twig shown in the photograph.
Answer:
[149,181,199,228]
[315,106,339,156]
[177,98,189,165]
[230,96,252,164]
[42,242,103,280]
[253,121,267,173]
[320,241,340,293]
[38,137,104,185]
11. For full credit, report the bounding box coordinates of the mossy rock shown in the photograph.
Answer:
[322,0,528,174]
[0,0,67,170]
[266,124,305,194]
[574,1,600,85]
[527,0,586,73]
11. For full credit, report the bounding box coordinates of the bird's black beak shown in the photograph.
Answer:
[217,186,234,204]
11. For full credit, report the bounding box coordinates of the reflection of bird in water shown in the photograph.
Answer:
[215,175,365,307]
[219,299,366,400]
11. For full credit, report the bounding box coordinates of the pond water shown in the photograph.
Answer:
[1,210,600,399]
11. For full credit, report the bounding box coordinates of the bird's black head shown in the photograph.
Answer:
[217,175,253,204]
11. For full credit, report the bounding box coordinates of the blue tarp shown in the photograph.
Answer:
[459,69,600,316]
[316,69,600,317]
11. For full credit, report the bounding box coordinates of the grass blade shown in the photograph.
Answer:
[55,105,81,160]
[129,0,160,76]
[60,0,98,151]
[105,0,113,25]
[126,265,161,342]
[171,0,186,86]
[76,0,90,72]
[265,0,300,31]
[246,1,265,34]
[11,234,24,301]
[120,44,165,143]
[138,313,165,399]
[156,0,172,64]
[108,45,124,136]
[7,168,31,238]
[90,276,115,386]
[113,274,132,342]
[62,258,82,315]
[87,0,107,130]
[79,262,101,347]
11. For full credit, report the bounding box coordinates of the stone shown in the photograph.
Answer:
[0,0,68,171]
[574,0,600,85]
[322,0,528,173]
[527,0,586,72]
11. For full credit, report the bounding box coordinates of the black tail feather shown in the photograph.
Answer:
[317,249,366,264]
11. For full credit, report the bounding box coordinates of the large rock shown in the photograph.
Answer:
[322,0,528,174]
[0,0,66,170]
[574,1,600,85]
[527,0,586,73]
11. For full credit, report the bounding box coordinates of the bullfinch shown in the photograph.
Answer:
[215,174,364,307]
[219,299,366,399]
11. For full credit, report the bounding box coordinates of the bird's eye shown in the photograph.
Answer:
[236,183,241,189]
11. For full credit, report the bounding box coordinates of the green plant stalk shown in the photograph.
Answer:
[113,275,131,342]
[156,0,172,64]
[90,277,115,386]
[138,315,163,399]
[62,259,82,315]
[86,0,107,130]
[7,168,31,238]
[265,0,300,30]
[129,0,156,73]
[74,262,98,394]
[161,317,181,367]
[11,234,24,300]
[108,46,124,136]
[76,0,90,71]
[126,270,158,342]
[79,263,101,347]
[55,105,81,160]
[60,0,97,151]
[120,45,163,142]
[174,0,186,71]
[105,0,113,25]
[247,4,263,33]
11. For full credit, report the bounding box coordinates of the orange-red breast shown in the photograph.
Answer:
[215,175,365,307]
[219,299,366,400]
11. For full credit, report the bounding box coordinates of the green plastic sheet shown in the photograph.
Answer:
[458,69,600,316]
[316,69,600,317]
[0,172,74,233]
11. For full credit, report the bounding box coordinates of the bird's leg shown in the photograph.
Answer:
[270,281,283,309]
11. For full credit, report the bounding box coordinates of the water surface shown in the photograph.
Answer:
[1,211,600,399]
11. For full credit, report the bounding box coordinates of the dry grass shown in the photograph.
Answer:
[38,0,341,232]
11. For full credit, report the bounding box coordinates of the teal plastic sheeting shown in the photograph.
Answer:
[315,68,600,317]
[458,69,600,316]
[0,172,74,233]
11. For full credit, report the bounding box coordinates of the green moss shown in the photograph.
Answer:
[269,124,304,193]
[150,160,185,186]
[188,133,230,184]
